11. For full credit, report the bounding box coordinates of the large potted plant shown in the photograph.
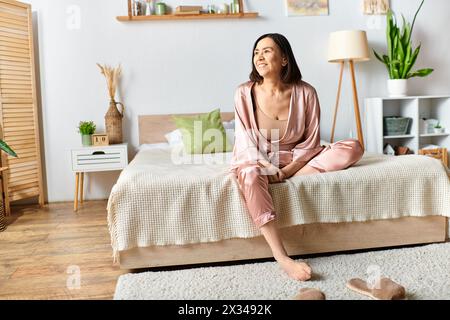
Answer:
[373,0,433,97]
[0,140,17,158]
[0,139,17,232]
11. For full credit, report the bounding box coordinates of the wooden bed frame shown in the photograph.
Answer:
[119,113,448,269]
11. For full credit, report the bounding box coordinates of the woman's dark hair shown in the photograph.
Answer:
[249,33,302,85]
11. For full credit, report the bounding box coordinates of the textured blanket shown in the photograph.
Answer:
[107,147,450,261]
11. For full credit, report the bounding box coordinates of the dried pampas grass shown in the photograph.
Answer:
[97,63,122,101]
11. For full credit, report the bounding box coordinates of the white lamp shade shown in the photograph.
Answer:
[328,30,370,63]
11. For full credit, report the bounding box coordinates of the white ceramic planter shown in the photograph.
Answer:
[387,79,408,97]
[434,127,445,134]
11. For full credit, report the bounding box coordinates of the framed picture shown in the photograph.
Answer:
[285,0,329,17]
[363,0,390,15]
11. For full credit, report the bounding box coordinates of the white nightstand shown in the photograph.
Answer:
[71,143,128,211]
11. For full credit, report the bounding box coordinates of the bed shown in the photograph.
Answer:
[107,112,450,269]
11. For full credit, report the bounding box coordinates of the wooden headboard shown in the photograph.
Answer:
[138,112,235,144]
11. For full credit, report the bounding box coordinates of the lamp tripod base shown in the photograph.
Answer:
[330,60,365,151]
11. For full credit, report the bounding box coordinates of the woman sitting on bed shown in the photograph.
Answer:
[230,33,364,281]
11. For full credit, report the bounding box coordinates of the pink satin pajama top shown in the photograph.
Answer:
[230,80,325,174]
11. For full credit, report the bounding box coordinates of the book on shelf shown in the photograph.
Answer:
[176,5,203,12]
[174,10,201,15]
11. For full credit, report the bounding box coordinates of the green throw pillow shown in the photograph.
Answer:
[173,108,232,154]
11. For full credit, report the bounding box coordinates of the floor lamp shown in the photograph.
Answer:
[328,30,370,150]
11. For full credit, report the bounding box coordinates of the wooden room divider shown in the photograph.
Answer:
[0,0,44,214]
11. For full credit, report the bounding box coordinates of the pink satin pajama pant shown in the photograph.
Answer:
[235,139,364,228]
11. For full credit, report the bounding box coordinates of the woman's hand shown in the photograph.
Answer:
[279,161,307,179]
[267,169,285,184]
[258,160,286,184]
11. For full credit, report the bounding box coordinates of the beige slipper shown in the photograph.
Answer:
[293,288,326,300]
[346,277,406,300]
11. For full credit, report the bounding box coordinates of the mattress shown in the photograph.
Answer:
[107,146,450,260]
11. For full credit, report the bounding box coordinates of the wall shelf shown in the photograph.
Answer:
[119,0,258,22]
[116,12,258,21]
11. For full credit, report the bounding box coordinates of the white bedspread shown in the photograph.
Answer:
[107,147,450,260]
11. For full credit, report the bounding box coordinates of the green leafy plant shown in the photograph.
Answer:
[373,0,433,79]
[78,121,96,135]
[0,139,17,158]
[434,122,442,129]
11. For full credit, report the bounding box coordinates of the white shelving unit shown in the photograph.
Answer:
[364,96,450,160]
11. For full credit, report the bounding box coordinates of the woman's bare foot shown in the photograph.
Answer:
[277,256,312,281]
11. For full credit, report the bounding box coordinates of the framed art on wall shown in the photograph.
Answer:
[285,0,329,16]
[363,0,389,15]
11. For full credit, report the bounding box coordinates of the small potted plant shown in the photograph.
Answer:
[78,121,96,146]
[433,122,445,134]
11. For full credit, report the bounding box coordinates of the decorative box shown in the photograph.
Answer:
[92,134,109,146]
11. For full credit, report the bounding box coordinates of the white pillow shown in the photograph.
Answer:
[164,120,235,147]
[164,129,183,147]
[222,119,235,130]
[223,120,235,146]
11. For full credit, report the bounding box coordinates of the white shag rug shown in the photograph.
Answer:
[114,242,450,300]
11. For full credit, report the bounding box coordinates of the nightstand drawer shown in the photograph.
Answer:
[71,144,128,172]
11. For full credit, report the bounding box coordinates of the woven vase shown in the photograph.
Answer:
[0,198,6,232]
[105,99,124,144]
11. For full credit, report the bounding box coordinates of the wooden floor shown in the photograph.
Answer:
[0,200,128,300]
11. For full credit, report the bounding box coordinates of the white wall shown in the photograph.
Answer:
[21,0,450,202]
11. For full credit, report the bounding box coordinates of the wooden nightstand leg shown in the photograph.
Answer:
[80,172,84,203]
[74,172,79,212]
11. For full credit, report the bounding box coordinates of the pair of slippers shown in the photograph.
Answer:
[293,277,406,300]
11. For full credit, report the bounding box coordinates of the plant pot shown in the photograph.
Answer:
[387,79,408,97]
[433,127,445,134]
[81,134,92,146]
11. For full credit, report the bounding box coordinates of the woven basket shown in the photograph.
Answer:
[0,198,6,232]
[383,117,412,136]
[105,99,124,144]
